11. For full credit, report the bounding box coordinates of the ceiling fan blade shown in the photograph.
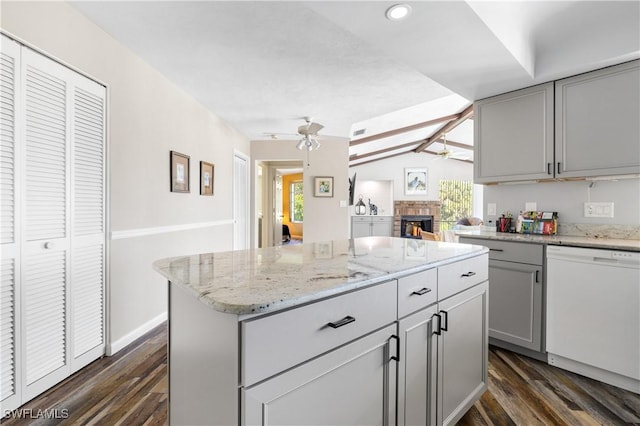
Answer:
[298,122,324,135]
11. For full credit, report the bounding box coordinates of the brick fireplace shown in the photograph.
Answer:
[394,201,441,237]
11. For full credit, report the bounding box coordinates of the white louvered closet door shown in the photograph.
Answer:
[0,34,22,413]
[21,47,75,401]
[69,69,106,372]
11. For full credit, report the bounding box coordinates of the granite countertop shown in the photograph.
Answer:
[153,236,488,315]
[456,230,640,252]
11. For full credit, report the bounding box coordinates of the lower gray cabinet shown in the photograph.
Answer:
[488,260,542,351]
[437,282,489,426]
[352,216,393,238]
[398,280,489,426]
[398,305,438,426]
[243,324,397,426]
[460,238,545,357]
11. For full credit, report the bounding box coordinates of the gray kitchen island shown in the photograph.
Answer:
[154,236,489,426]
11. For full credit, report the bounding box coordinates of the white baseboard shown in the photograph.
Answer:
[106,311,167,356]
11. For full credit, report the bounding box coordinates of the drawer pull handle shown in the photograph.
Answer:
[547,162,552,175]
[461,271,476,278]
[411,287,432,296]
[489,248,504,252]
[327,316,356,329]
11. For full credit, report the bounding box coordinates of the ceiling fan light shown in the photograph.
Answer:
[296,139,306,150]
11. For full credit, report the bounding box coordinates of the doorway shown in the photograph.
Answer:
[257,161,303,247]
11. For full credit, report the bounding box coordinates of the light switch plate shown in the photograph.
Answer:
[339,200,347,208]
[487,203,496,216]
[584,202,614,218]
[525,202,537,211]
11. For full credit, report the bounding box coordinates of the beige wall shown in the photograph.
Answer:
[252,139,350,243]
[1,1,250,351]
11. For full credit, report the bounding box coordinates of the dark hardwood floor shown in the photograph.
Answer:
[2,323,639,425]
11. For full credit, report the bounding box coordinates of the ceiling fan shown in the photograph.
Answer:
[433,133,470,161]
[295,117,324,151]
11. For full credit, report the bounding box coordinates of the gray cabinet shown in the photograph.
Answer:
[474,60,640,183]
[243,324,397,426]
[437,282,489,426]
[474,83,554,183]
[460,238,545,357]
[397,255,489,426]
[555,60,640,178]
[351,216,393,238]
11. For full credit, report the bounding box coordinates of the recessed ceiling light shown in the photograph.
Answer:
[385,4,412,21]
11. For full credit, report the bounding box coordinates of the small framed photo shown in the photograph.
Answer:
[314,176,334,197]
[404,167,427,196]
[200,161,214,196]
[170,151,190,193]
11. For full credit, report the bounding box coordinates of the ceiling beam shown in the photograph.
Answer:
[349,141,421,162]
[430,139,473,151]
[349,113,460,146]
[414,105,474,153]
[350,149,473,167]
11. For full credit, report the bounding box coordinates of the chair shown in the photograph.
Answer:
[419,229,441,241]
[282,224,291,243]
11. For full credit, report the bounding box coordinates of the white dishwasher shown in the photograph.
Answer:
[546,245,640,393]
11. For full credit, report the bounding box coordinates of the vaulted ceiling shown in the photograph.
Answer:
[71,1,640,166]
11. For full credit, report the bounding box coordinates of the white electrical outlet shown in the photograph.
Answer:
[584,202,614,218]
[525,202,537,211]
[487,203,497,216]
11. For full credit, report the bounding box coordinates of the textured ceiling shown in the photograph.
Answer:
[71,1,639,162]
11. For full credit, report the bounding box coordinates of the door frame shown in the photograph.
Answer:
[233,150,250,251]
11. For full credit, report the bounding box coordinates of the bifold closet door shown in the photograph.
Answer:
[1,35,106,411]
[0,34,22,413]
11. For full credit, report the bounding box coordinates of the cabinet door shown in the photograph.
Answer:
[371,218,393,237]
[243,324,397,426]
[488,260,542,351]
[397,305,438,426]
[474,83,554,183]
[351,217,371,238]
[555,60,640,178]
[0,34,21,413]
[21,47,75,401]
[437,282,488,426]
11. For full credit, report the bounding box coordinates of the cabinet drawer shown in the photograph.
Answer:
[241,280,397,386]
[398,269,437,318]
[438,254,488,300]
[352,216,371,223]
[460,238,543,265]
[372,216,392,223]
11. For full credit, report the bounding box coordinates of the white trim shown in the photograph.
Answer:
[106,311,167,356]
[110,219,234,240]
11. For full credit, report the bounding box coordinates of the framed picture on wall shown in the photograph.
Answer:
[404,167,427,196]
[314,176,334,197]
[170,150,190,193]
[200,161,214,196]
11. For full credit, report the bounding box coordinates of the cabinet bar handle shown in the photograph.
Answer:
[461,271,476,277]
[535,270,539,283]
[557,162,561,175]
[433,313,442,335]
[489,248,504,252]
[440,310,449,332]
[327,315,356,329]
[389,335,400,362]
[411,287,432,296]
[547,162,552,175]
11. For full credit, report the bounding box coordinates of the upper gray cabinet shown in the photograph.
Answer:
[555,60,640,178]
[474,60,640,183]
[474,83,554,183]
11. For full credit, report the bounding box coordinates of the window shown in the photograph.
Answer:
[290,181,303,222]
[439,180,473,230]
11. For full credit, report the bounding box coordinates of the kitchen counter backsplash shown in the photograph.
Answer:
[557,223,640,240]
